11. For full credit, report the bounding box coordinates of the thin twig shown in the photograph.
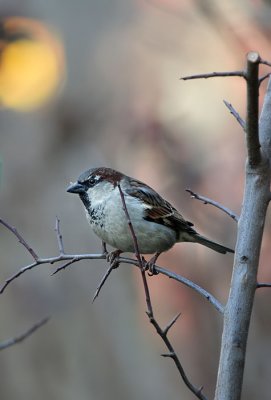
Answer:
[0,218,223,313]
[259,57,271,68]
[118,185,208,400]
[0,254,223,312]
[55,216,65,255]
[92,265,115,303]
[117,184,154,314]
[186,189,239,222]
[0,218,39,260]
[0,253,106,294]
[155,265,224,314]
[257,283,271,289]
[259,72,271,85]
[181,71,244,81]
[52,258,81,275]
[223,100,246,131]
[245,51,261,166]
[117,184,143,268]
[163,312,182,335]
[147,310,208,400]
[0,317,50,351]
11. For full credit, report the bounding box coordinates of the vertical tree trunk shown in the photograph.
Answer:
[214,62,271,400]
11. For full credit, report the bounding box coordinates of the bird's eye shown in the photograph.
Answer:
[88,177,97,186]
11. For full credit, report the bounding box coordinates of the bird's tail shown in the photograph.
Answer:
[193,234,234,254]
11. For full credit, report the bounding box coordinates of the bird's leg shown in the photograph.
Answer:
[143,252,161,276]
[101,240,108,255]
[106,249,122,269]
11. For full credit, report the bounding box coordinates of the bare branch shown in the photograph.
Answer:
[145,297,208,400]
[0,253,106,294]
[0,218,223,313]
[117,184,143,269]
[0,261,39,294]
[163,312,182,335]
[186,189,239,222]
[156,265,224,314]
[181,71,244,81]
[257,283,271,289]
[0,317,50,351]
[214,53,271,400]
[0,218,39,261]
[223,100,246,131]
[161,352,175,358]
[245,51,261,167]
[259,57,271,68]
[51,258,80,275]
[54,216,65,255]
[259,72,271,85]
[118,185,208,400]
[92,265,115,303]
[0,256,223,315]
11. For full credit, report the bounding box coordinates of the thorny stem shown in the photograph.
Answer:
[0,218,224,313]
[117,184,208,400]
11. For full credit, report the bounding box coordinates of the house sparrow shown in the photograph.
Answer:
[67,167,234,257]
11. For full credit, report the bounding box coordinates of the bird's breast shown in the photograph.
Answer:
[86,191,176,253]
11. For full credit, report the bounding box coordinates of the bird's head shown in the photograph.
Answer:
[67,167,123,209]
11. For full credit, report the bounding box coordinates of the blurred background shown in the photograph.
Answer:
[1,0,271,399]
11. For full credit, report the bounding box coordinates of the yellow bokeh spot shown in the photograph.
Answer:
[0,17,65,111]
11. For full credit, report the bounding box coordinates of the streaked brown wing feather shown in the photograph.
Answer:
[127,182,196,234]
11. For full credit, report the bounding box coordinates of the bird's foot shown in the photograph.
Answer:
[142,252,161,276]
[106,249,122,268]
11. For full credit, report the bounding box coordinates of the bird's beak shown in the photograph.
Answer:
[67,182,86,194]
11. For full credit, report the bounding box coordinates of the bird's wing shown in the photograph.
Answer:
[126,180,196,235]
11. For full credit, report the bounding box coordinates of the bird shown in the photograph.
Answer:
[67,167,234,261]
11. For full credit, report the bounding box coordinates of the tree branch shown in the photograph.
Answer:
[181,71,244,81]
[0,218,39,260]
[117,184,143,269]
[92,265,115,303]
[117,184,208,400]
[245,51,261,167]
[54,216,65,255]
[186,189,239,222]
[223,100,246,131]
[259,57,271,68]
[0,317,50,351]
[156,265,224,314]
[0,218,223,315]
[257,283,271,289]
[214,53,271,400]
[259,72,271,85]
[143,270,208,400]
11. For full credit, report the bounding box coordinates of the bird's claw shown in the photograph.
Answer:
[106,249,122,268]
[141,253,160,276]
